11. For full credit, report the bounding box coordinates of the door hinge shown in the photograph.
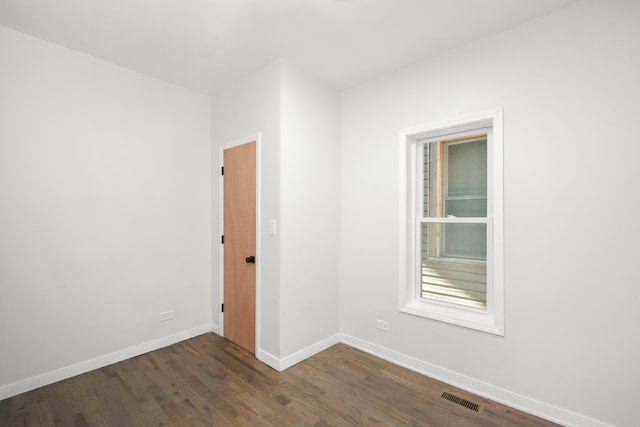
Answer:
[221,235,224,244]
[221,166,224,175]
[221,303,224,313]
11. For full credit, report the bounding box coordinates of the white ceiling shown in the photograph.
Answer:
[0,0,578,95]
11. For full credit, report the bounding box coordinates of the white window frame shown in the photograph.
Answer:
[399,109,504,335]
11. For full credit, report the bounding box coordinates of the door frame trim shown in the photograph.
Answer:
[218,133,261,355]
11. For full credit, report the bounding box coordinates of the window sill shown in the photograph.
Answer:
[400,299,504,336]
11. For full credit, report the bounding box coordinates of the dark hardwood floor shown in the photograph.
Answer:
[0,333,560,426]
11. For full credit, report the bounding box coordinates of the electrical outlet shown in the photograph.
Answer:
[160,310,173,322]
[376,319,389,332]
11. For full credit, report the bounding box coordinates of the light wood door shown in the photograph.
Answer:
[223,142,256,354]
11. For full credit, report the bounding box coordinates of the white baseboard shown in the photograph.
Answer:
[257,333,342,372]
[2,327,610,427]
[0,323,213,401]
[340,334,612,427]
[256,349,281,371]
[211,323,221,335]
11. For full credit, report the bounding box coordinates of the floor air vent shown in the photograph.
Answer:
[440,391,483,413]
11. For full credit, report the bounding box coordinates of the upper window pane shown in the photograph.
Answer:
[445,199,487,218]
[446,138,487,198]
[423,135,487,218]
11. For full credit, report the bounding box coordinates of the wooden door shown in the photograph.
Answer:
[223,142,256,353]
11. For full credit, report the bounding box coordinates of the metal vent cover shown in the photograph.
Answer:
[440,391,484,413]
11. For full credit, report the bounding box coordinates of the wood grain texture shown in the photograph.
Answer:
[0,333,560,426]
[223,141,256,354]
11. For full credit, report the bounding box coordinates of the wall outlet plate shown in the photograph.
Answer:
[376,319,389,331]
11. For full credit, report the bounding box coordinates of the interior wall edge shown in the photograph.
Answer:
[258,333,342,372]
[211,323,221,335]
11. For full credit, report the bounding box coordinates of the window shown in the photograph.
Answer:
[399,109,504,335]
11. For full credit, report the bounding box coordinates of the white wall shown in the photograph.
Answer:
[0,27,212,396]
[211,61,341,365]
[339,1,640,426]
[210,60,282,358]
[4,1,637,424]
[280,63,340,357]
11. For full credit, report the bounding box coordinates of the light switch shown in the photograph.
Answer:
[268,220,277,236]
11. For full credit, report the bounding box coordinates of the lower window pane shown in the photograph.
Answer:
[443,223,486,259]
[421,223,487,309]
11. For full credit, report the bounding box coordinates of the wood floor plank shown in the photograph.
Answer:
[289,360,424,427]
[0,395,13,425]
[0,333,561,427]
[71,412,90,427]
[40,382,83,426]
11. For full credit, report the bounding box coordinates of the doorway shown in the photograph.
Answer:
[221,139,257,354]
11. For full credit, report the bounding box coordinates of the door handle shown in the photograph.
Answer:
[245,255,255,264]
